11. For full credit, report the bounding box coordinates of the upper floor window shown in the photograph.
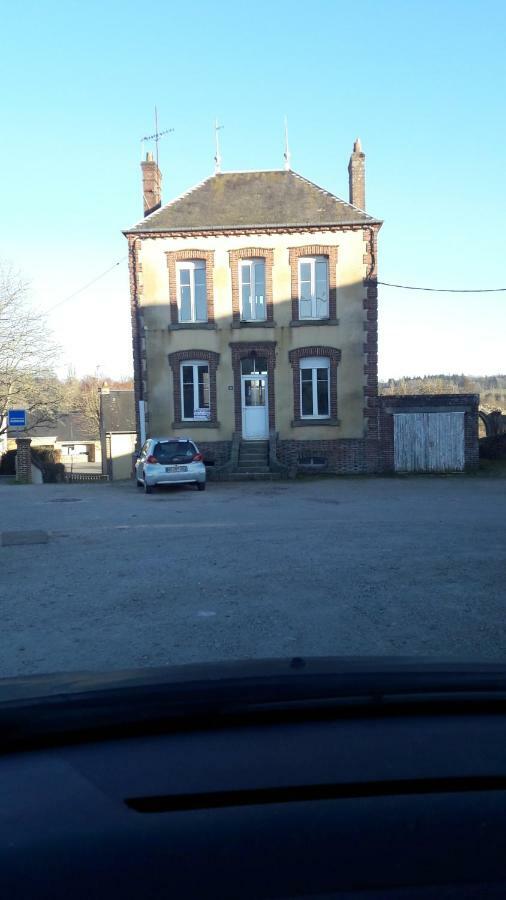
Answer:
[298,256,329,319]
[240,259,266,321]
[300,357,330,418]
[181,361,210,421]
[177,261,207,323]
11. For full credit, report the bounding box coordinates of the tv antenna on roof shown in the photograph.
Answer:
[214,118,223,173]
[141,106,174,167]
[283,116,291,171]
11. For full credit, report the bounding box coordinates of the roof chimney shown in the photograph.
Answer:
[348,138,365,210]
[141,151,162,217]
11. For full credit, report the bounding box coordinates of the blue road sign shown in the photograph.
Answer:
[8,409,27,428]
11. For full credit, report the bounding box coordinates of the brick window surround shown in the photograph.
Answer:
[288,346,341,426]
[228,248,274,325]
[168,349,220,427]
[288,245,338,322]
[230,341,277,433]
[166,249,215,326]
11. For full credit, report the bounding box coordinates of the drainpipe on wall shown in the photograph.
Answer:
[139,400,146,445]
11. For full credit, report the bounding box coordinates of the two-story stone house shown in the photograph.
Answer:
[124,141,382,475]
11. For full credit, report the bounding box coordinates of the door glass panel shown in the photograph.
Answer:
[299,298,312,318]
[179,268,191,286]
[315,259,328,318]
[180,285,192,321]
[300,261,311,287]
[183,383,194,418]
[198,365,210,409]
[253,261,266,320]
[315,259,328,297]
[241,357,268,375]
[316,368,329,416]
[194,267,207,321]
[182,365,195,418]
[254,293,266,320]
[315,296,329,318]
[242,283,253,320]
[245,379,265,407]
[300,279,312,300]
[301,369,313,416]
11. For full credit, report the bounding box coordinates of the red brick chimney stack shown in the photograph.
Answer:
[348,138,365,210]
[141,151,162,217]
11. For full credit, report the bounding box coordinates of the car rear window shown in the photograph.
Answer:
[152,441,196,463]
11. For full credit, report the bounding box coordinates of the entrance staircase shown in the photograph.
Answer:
[207,435,290,481]
[208,438,290,481]
[237,440,270,475]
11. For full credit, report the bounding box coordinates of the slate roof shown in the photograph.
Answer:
[124,170,380,234]
[100,390,136,434]
[56,413,98,442]
[7,413,98,442]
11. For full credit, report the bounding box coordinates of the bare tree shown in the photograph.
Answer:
[74,374,134,437]
[0,262,63,436]
[78,375,103,436]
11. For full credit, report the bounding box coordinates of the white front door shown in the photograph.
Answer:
[241,375,269,439]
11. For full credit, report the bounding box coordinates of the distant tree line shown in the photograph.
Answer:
[380,375,506,411]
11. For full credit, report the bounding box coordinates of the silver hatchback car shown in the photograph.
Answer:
[135,437,206,494]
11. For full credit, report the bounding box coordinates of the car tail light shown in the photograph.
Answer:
[193,453,203,462]
[146,454,158,464]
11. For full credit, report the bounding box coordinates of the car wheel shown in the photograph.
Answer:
[144,481,153,494]
[196,481,206,491]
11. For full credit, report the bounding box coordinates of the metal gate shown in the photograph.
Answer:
[393,412,465,473]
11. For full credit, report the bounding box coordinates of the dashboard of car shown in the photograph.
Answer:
[2,658,506,898]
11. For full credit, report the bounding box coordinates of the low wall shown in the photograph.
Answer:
[179,396,480,476]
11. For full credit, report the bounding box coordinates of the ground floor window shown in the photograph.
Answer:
[300,357,330,418]
[288,346,341,426]
[181,362,210,421]
[168,350,220,427]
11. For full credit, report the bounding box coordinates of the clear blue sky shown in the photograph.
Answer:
[1,0,505,380]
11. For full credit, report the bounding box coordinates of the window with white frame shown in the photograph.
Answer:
[181,361,210,420]
[298,256,329,319]
[177,260,207,322]
[240,259,266,321]
[300,357,330,418]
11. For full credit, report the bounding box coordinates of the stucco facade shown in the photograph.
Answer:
[125,153,382,474]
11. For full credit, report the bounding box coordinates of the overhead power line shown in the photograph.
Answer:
[378,281,506,293]
[46,257,127,313]
[43,260,506,317]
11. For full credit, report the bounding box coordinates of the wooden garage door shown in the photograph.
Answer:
[394,412,465,473]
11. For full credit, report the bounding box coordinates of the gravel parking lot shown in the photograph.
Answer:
[1,475,505,677]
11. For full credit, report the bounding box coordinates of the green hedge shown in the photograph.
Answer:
[0,448,65,481]
[0,449,16,475]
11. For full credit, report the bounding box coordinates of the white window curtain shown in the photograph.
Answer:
[298,257,329,319]
[240,259,266,321]
[177,261,207,322]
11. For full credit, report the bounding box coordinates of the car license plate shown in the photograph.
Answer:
[165,465,188,473]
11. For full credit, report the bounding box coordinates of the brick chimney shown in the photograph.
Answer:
[141,151,162,216]
[348,138,365,210]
